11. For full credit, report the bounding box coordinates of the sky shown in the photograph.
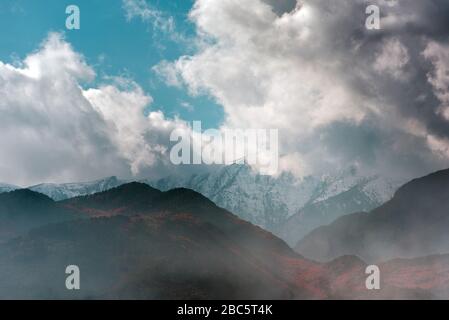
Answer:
[0,0,449,186]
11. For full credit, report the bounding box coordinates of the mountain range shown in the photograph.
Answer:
[0,165,400,246]
[28,176,124,201]
[1,180,449,299]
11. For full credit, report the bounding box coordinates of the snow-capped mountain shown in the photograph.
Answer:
[145,165,317,231]
[28,176,125,201]
[278,173,401,246]
[0,165,401,246]
[145,165,402,242]
[0,183,18,193]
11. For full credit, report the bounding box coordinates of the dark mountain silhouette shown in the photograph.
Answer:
[295,168,449,262]
[0,189,79,242]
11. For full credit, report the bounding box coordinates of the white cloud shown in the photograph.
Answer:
[0,33,189,186]
[180,0,371,131]
[152,60,183,87]
[122,0,188,45]
[154,0,376,177]
[122,0,175,34]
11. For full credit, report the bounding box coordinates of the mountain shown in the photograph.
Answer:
[0,183,326,299]
[295,168,449,262]
[145,165,309,231]
[1,183,449,299]
[0,183,18,193]
[0,189,79,242]
[28,176,126,201]
[146,165,400,244]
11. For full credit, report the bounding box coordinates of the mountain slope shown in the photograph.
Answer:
[295,168,449,262]
[146,165,309,231]
[147,165,400,239]
[322,254,449,299]
[279,176,398,246]
[0,189,80,242]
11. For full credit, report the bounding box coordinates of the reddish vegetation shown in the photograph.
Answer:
[380,256,449,291]
[278,255,329,298]
[63,204,129,217]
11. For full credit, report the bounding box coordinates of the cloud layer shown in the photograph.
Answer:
[156,0,449,179]
[0,33,188,186]
[2,0,449,185]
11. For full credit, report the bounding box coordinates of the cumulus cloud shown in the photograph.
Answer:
[155,0,449,179]
[0,33,189,186]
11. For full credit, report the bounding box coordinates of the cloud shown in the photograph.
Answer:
[122,0,188,46]
[0,33,189,186]
[152,60,183,87]
[423,41,449,115]
[122,0,175,34]
[374,37,410,80]
[155,0,449,179]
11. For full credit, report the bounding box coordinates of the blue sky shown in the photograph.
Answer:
[0,0,223,128]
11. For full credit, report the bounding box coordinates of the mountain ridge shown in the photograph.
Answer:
[295,168,449,262]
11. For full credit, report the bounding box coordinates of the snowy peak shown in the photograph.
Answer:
[0,183,19,193]
[310,168,401,206]
[28,176,126,201]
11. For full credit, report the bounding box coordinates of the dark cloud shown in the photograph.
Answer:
[298,0,449,177]
[163,0,449,179]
